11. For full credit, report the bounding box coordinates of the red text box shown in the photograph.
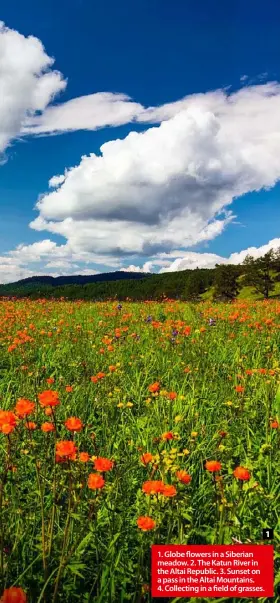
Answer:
[151,545,274,598]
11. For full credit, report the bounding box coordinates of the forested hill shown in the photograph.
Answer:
[0,267,215,300]
[0,249,280,301]
[0,271,150,288]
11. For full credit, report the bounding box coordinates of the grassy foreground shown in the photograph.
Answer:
[0,298,279,602]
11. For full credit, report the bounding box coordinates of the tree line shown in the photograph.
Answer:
[0,248,279,302]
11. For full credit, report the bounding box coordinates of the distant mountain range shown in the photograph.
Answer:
[0,271,151,288]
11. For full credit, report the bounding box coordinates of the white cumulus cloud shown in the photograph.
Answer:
[0,21,66,155]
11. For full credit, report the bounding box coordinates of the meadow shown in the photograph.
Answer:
[0,297,279,603]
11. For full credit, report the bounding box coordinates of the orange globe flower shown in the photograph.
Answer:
[38,390,60,408]
[79,452,90,462]
[235,385,244,393]
[162,484,177,497]
[88,473,105,489]
[0,587,27,603]
[65,417,83,432]
[167,392,177,400]
[94,457,114,472]
[137,516,156,531]
[140,453,154,465]
[233,466,251,481]
[25,422,37,430]
[97,372,106,379]
[142,480,165,495]
[65,385,73,392]
[205,460,222,472]
[161,431,174,440]
[0,411,17,435]
[270,420,279,429]
[148,382,160,393]
[56,441,77,460]
[15,399,35,418]
[46,377,55,384]
[176,470,192,484]
[41,422,55,433]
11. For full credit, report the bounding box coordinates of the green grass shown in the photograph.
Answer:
[201,280,280,302]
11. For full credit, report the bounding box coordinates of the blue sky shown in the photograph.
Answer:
[0,0,280,282]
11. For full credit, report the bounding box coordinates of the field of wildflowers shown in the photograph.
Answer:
[0,298,279,602]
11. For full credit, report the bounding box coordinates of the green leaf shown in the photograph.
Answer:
[70,512,82,521]
[75,532,93,555]
[67,563,87,578]
[108,532,121,551]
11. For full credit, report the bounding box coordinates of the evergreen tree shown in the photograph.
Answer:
[213,264,240,300]
[243,250,275,298]
[183,271,206,300]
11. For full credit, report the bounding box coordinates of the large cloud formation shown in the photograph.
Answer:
[31,82,280,260]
